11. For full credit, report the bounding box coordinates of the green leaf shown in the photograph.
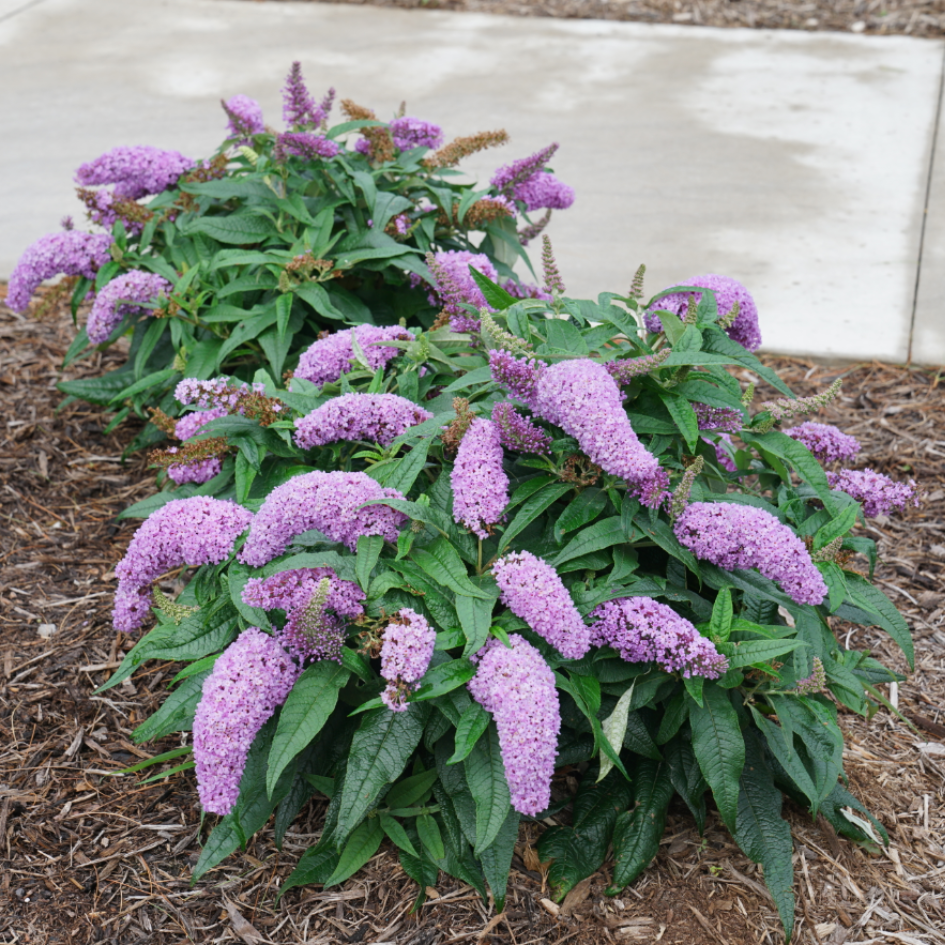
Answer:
[380,813,419,856]
[663,736,708,833]
[837,572,914,669]
[382,437,433,494]
[690,683,744,833]
[637,517,701,577]
[324,818,385,888]
[656,691,689,745]
[187,213,278,244]
[267,662,349,797]
[701,329,793,397]
[279,845,341,899]
[552,516,625,568]
[385,768,439,809]
[499,483,572,553]
[356,534,384,592]
[412,537,491,599]
[457,593,495,658]
[726,639,805,669]
[412,659,476,702]
[683,674,705,708]
[812,504,859,552]
[417,813,446,861]
[598,682,635,782]
[710,588,734,640]
[750,706,820,815]
[744,431,838,514]
[555,488,607,541]
[658,391,699,452]
[733,734,796,940]
[478,805,519,911]
[465,723,512,855]
[610,759,674,889]
[448,703,491,765]
[469,266,518,310]
[336,704,429,842]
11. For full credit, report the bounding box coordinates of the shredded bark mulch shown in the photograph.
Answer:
[252,0,945,40]
[1,290,943,945]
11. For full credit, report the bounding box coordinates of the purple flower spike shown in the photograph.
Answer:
[282,61,333,129]
[294,393,432,449]
[785,423,860,464]
[75,146,192,200]
[426,250,497,332]
[534,358,668,507]
[693,403,743,433]
[488,350,544,409]
[490,143,559,194]
[674,502,827,606]
[512,172,574,212]
[113,497,254,632]
[238,471,408,565]
[589,597,728,679]
[468,635,560,816]
[165,406,230,485]
[389,116,443,151]
[193,628,300,815]
[274,132,340,162]
[87,270,171,344]
[492,402,551,455]
[826,468,919,517]
[7,231,113,313]
[175,377,266,408]
[223,95,265,140]
[492,551,590,660]
[451,418,509,539]
[381,609,436,711]
[644,274,762,352]
[294,324,413,387]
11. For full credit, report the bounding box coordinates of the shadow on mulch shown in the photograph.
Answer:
[1,290,943,945]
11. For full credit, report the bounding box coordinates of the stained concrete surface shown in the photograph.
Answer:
[1,0,942,362]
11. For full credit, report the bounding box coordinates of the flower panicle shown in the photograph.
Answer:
[479,310,533,358]
[491,142,559,194]
[541,235,565,295]
[491,402,552,455]
[718,300,740,330]
[441,397,476,454]
[794,657,827,695]
[669,455,705,521]
[628,264,646,300]
[341,99,394,163]
[451,417,509,539]
[380,609,436,712]
[422,129,509,169]
[518,208,551,247]
[604,348,670,384]
[761,378,842,423]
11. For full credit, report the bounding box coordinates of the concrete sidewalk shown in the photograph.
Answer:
[1,0,943,363]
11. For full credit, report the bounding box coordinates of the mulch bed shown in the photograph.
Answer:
[1,290,943,945]
[254,0,945,39]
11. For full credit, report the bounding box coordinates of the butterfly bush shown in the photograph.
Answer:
[294,325,413,387]
[87,270,171,344]
[451,417,509,539]
[786,422,860,464]
[75,145,193,199]
[827,468,918,517]
[469,635,561,816]
[193,628,300,815]
[427,250,497,332]
[380,609,436,711]
[294,393,432,449]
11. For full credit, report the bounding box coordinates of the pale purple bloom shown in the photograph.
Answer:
[174,406,230,442]
[74,146,192,200]
[534,358,669,508]
[644,274,762,352]
[492,551,590,660]
[243,567,365,663]
[274,132,340,162]
[6,231,113,313]
[294,393,432,449]
[80,188,143,233]
[61,216,74,230]
[491,143,558,194]
[426,250,497,332]
[451,418,509,539]
[113,497,253,632]
[785,422,860,464]
[501,279,552,302]
[282,62,334,129]
[380,609,436,711]
[468,635,560,816]
[693,403,743,433]
[589,597,728,679]
[389,116,443,151]
[193,628,300,815]
[488,349,544,408]
[492,402,551,454]
[708,433,738,473]
[794,656,827,695]
[223,95,265,140]
[605,350,671,384]
[674,502,827,606]
[166,455,223,486]
[826,468,919,517]
[512,172,574,212]
[175,377,266,409]
[87,270,171,344]
[294,324,412,387]
[238,471,408,565]
[388,213,412,235]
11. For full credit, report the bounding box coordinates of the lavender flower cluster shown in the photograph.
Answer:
[274,132,340,162]
[534,358,668,507]
[604,350,671,384]
[380,609,436,711]
[238,470,407,564]
[645,274,762,352]
[427,251,497,332]
[488,350,544,408]
[785,422,860,464]
[491,402,551,454]
[193,628,300,815]
[223,94,265,140]
[451,418,509,539]
[826,468,918,517]
[674,502,827,606]
[589,597,728,679]
[74,145,192,200]
[693,403,743,433]
[87,270,171,344]
[175,377,267,408]
[113,497,254,632]
[6,231,113,313]
[356,116,443,155]
[468,635,561,816]
[490,144,574,214]
[294,393,432,449]
[492,551,590,659]
[294,324,412,387]
[282,61,334,129]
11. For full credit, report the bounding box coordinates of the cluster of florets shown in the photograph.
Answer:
[294,324,413,387]
[644,274,762,352]
[74,145,193,200]
[826,468,918,517]
[87,270,171,344]
[426,250,497,332]
[174,377,279,424]
[794,656,827,694]
[380,609,436,711]
[785,422,860,464]
[491,402,551,454]
[282,61,334,129]
[294,393,433,449]
[243,567,365,663]
[273,132,340,162]
[490,143,574,214]
[238,470,408,564]
[468,635,561,816]
[6,231,113,313]
[488,350,544,408]
[589,597,728,679]
[674,502,827,606]
[451,418,510,539]
[76,187,153,233]
[760,379,842,423]
[192,628,299,815]
[492,551,590,659]
[534,358,668,507]
[222,95,266,141]
[355,116,443,155]
[604,349,672,384]
[113,496,254,632]
[693,403,743,433]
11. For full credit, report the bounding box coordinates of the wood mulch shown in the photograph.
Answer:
[1,290,943,945]
[253,0,945,39]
